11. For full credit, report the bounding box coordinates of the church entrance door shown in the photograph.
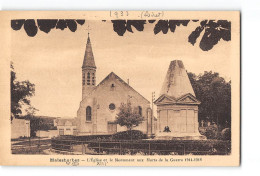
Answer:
[107,122,117,134]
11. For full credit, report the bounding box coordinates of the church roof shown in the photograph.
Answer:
[159,60,195,99]
[94,72,150,104]
[82,34,96,68]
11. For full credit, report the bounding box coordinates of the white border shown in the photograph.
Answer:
[0,0,259,176]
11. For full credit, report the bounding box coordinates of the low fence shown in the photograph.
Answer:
[51,138,231,155]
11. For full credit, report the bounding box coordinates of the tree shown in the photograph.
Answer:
[11,63,35,120]
[11,19,230,51]
[24,108,56,137]
[188,71,231,129]
[23,106,40,137]
[115,102,144,140]
[11,19,85,37]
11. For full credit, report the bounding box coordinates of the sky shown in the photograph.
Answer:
[11,20,232,118]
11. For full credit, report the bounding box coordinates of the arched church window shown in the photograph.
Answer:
[82,73,85,85]
[86,106,92,121]
[92,76,95,85]
[109,103,116,110]
[138,106,142,116]
[87,72,90,85]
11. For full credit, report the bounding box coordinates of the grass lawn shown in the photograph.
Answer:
[11,138,52,154]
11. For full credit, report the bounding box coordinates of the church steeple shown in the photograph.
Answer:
[82,32,96,99]
[82,34,96,69]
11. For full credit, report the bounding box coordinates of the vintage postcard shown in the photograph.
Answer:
[0,11,240,166]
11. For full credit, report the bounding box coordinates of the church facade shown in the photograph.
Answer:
[76,34,154,136]
[154,60,206,140]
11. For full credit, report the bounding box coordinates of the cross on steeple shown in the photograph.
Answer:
[82,24,96,69]
[86,24,91,37]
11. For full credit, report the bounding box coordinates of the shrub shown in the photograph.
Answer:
[86,140,230,155]
[198,127,207,135]
[204,126,218,139]
[221,128,231,140]
[112,130,148,140]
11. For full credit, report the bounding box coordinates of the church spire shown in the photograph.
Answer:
[82,32,96,69]
[82,30,97,99]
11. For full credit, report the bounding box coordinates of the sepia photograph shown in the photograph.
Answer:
[0,11,240,166]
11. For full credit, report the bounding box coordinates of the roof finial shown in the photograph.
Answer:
[87,24,91,37]
[82,24,96,69]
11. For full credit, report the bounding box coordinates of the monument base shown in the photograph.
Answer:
[154,132,207,140]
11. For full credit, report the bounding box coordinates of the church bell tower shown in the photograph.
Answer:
[82,32,96,99]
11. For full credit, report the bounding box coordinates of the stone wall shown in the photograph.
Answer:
[36,130,58,138]
[11,118,30,139]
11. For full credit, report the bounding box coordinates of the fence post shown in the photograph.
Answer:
[148,143,151,155]
[98,142,101,154]
[120,142,122,155]
[71,141,73,155]
[69,141,72,155]
[82,142,84,155]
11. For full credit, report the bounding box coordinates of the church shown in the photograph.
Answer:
[76,34,155,136]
